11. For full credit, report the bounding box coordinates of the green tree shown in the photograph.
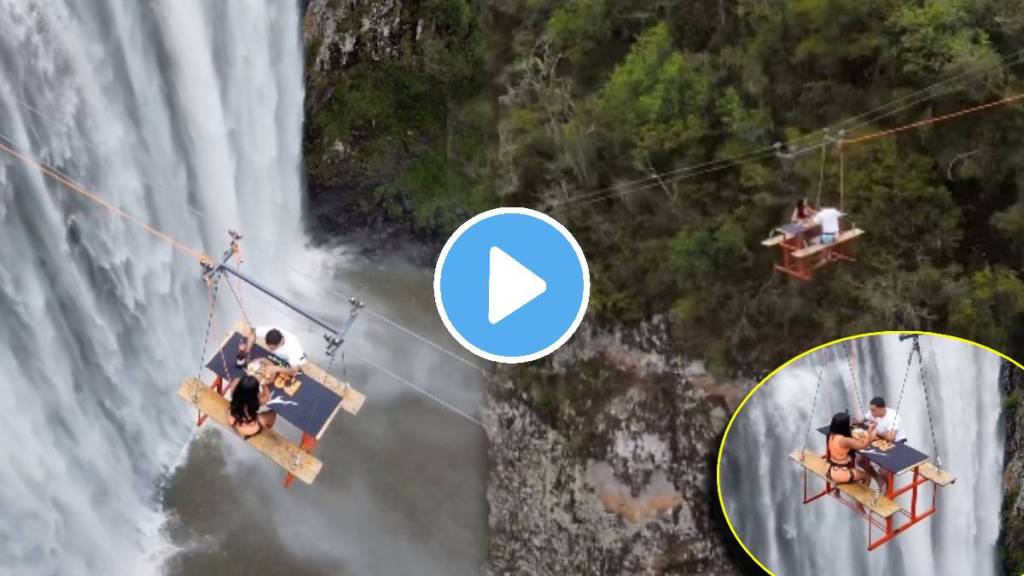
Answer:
[845,141,962,265]
[886,0,1001,90]
[595,23,714,165]
[949,266,1024,351]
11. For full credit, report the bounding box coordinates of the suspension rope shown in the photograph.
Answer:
[569,90,1024,209]
[897,336,942,464]
[197,273,226,380]
[815,140,828,209]
[838,141,846,212]
[232,239,246,322]
[0,138,208,263]
[222,267,254,329]
[841,91,1024,146]
[844,342,864,420]
[0,119,490,431]
[352,349,485,428]
[802,351,828,457]
[307,346,340,435]
[919,340,941,465]
[894,338,917,419]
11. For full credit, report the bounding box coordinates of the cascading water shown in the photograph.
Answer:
[720,334,1004,575]
[0,1,304,574]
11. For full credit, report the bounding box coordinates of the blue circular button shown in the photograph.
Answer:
[434,207,590,363]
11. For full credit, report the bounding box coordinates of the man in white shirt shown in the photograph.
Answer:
[856,396,906,494]
[865,396,906,443]
[238,324,307,378]
[812,206,843,245]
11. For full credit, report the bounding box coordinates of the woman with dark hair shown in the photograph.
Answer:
[227,375,273,440]
[825,411,876,484]
[791,197,816,224]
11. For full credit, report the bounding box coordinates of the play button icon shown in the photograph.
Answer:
[434,208,590,363]
[488,247,547,324]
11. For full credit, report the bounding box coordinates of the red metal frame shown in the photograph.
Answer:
[800,451,939,551]
[772,226,858,282]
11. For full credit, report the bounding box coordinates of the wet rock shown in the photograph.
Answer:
[485,323,752,575]
[1000,361,1024,574]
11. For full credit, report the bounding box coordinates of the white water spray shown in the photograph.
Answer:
[0,1,303,574]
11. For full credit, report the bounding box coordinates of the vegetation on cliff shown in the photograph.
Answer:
[304,1,1024,572]
[306,0,1024,371]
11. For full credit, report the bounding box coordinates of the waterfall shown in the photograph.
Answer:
[720,334,1004,575]
[0,1,303,574]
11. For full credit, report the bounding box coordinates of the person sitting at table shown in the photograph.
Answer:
[226,374,275,439]
[790,198,816,224]
[237,324,307,379]
[862,396,907,443]
[825,411,877,485]
[812,206,843,245]
[854,396,907,494]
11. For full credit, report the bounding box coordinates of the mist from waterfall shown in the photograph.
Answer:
[0,1,304,574]
[720,334,1004,576]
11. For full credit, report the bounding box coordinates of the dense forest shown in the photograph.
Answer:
[303,0,1024,571]
[306,0,1024,370]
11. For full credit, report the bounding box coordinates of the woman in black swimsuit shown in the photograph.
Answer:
[228,375,271,440]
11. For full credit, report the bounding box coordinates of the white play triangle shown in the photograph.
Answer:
[488,246,547,324]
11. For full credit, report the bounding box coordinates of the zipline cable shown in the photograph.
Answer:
[568,89,1024,208]
[840,91,1024,146]
[233,268,486,429]
[0,132,485,429]
[349,349,485,429]
[0,124,484,376]
[554,48,1024,207]
[0,135,209,263]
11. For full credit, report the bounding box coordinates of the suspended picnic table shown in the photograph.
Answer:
[762,217,864,282]
[791,423,954,550]
[790,335,955,551]
[178,232,365,487]
[179,320,365,486]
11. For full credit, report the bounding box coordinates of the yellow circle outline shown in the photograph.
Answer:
[715,330,1023,575]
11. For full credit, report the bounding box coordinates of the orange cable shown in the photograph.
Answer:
[841,92,1024,146]
[0,138,209,263]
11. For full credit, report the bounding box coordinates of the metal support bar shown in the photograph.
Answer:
[202,233,364,358]
[215,261,341,336]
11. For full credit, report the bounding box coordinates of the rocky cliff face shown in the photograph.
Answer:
[1001,361,1024,575]
[485,323,755,575]
[302,4,757,574]
[303,0,490,246]
[303,0,423,240]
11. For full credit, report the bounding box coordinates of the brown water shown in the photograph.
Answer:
[161,246,489,575]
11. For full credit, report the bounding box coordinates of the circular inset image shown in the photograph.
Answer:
[717,332,1018,576]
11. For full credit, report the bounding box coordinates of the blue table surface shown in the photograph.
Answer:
[816,425,930,474]
[206,332,341,437]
